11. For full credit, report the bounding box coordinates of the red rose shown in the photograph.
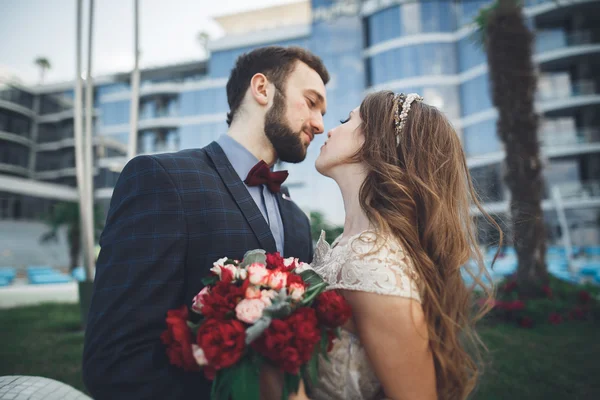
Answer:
[541,285,553,299]
[548,312,563,325]
[196,318,246,370]
[266,252,285,270]
[202,280,245,320]
[568,307,586,321]
[578,290,592,304]
[507,300,525,311]
[286,273,306,288]
[252,308,321,374]
[160,305,199,371]
[502,280,517,293]
[315,290,352,328]
[518,316,533,328]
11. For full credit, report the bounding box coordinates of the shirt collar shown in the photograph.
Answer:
[217,135,262,180]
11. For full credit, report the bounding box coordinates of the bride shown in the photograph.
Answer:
[266,91,499,400]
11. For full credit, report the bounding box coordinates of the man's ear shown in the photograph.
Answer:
[249,73,270,106]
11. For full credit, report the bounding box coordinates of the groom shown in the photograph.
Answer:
[82,46,329,399]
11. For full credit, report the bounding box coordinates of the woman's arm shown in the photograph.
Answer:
[343,290,437,400]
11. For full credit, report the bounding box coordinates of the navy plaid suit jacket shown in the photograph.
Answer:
[82,142,313,399]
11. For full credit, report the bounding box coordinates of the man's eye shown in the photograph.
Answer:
[307,98,316,107]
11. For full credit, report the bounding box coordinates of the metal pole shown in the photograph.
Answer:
[73,0,91,278]
[128,0,140,160]
[84,0,96,280]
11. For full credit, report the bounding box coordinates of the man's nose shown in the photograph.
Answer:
[310,113,324,135]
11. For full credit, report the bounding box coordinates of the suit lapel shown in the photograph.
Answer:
[206,142,277,253]
[276,191,296,258]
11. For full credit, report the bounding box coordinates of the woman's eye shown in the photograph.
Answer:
[340,117,350,124]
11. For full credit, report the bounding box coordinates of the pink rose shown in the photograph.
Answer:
[289,283,306,301]
[191,286,210,314]
[248,263,270,286]
[235,299,266,324]
[260,289,277,306]
[191,344,208,366]
[283,257,298,270]
[268,271,288,291]
[210,258,238,281]
[245,285,262,300]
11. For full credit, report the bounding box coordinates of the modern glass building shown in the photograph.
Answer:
[2,0,599,268]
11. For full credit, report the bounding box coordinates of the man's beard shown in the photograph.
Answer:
[264,90,307,164]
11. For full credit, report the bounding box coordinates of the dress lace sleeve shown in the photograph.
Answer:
[327,232,422,303]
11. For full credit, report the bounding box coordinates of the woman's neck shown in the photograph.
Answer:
[333,165,372,241]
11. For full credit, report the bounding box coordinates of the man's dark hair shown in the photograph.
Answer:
[225,46,330,126]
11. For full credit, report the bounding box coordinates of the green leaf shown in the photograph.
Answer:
[306,347,320,386]
[202,275,219,286]
[299,269,325,288]
[320,330,330,362]
[240,249,267,268]
[300,282,327,306]
[245,316,272,345]
[231,357,260,400]
[281,372,301,400]
[186,320,201,336]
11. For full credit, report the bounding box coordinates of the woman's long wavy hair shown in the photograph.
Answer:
[354,91,502,400]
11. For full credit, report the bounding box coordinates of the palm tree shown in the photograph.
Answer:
[476,0,548,293]
[128,0,141,160]
[40,202,105,273]
[34,57,51,84]
[197,31,210,57]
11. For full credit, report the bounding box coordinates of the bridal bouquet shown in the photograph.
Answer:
[161,250,352,400]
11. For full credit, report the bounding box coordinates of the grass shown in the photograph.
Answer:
[0,303,598,399]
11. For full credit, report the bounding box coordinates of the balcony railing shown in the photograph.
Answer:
[536,30,594,54]
[540,127,600,147]
[553,181,600,201]
[537,80,597,101]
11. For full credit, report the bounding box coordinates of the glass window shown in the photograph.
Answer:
[209,38,310,79]
[96,83,130,98]
[99,100,130,125]
[460,74,492,116]
[470,164,504,202]
[180,88,228,116]
[368,42,456,85]
[458,35,486,72]
[366,1,456,47]
[463,118,500,156]
[179,123,227,150]
[0,141,30,168]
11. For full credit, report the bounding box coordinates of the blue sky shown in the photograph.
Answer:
[0,0,298,84]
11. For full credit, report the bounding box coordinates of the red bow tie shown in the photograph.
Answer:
[244,160,289,193]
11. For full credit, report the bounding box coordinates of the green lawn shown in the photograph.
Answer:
[0,303,598,399]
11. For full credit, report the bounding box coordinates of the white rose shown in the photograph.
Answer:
[245,285,262,299]
[260,289,277,306]
[268,271,288,291]
[210,257,229,277]
[247,263,270,286]
[294,262,313,274]
[288,283,306,301]
[237,268,248,281]
[283,257,299,269]
[191,286,210,314]
[191,344,208,366]
[235,299,266,324]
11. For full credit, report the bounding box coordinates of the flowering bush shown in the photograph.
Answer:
[161,250,351,400]
[485,275,600,328]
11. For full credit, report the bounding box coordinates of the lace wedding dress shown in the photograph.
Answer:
[309,230,422,400]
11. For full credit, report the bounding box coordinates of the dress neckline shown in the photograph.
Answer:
[319,229,376,250]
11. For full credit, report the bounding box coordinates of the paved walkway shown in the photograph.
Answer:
[0,280,78,309]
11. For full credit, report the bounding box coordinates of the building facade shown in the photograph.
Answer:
[1,0,599,267]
